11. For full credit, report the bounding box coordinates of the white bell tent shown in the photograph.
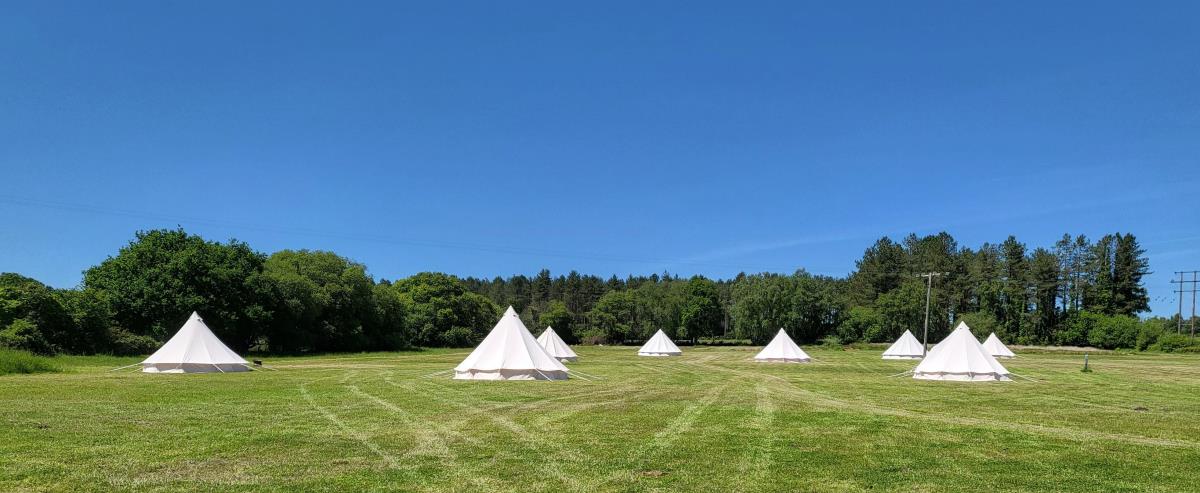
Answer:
[637,329,682,356]
[454,306,569,380]
[912,322,1011,381]
[536,326,579,362]
[882,330,925,360]
[982,332,1016,358]
[141,312,251,373]
[753,329,811,363]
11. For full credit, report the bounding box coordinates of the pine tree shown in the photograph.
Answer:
[1030,248,1061,343]
[532,269,552,306]
[1054,234,1074,312]
[1085,235,1116,314]
[999,236,1029,339]
[1112,233,1150,315]
[1070,235,1091,311]
[847,237,906,305]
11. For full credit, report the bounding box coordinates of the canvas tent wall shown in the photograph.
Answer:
[754,329,811,362]
[536,326,578,362]
[454,306,569,380]
[913,322,1011,381]
[638,329,682,356]
[882,330,925,359]
[141,312,250,373]
[982,332,1016,358]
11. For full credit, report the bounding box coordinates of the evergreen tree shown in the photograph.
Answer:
[999,236,1029,339]
[1070,235,1092,311]
[847,237,906,305]
[1112,233,1150,315]
[1085,235,1116,314]
[1029,248,1061,343]
[532,269,552,305]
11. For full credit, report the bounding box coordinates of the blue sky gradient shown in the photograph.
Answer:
[2,2,1197,315]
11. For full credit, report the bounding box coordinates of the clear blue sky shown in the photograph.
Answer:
[1,2,1197,316]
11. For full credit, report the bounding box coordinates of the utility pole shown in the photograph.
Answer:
[1172,271,1199,338]
[919,272,945,356]
[1178,272,1186,334]
[1172,271,1198,335]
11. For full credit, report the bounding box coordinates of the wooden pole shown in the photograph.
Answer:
[1191,272,1197,339]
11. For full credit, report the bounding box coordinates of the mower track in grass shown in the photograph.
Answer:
[2,346,1199,492]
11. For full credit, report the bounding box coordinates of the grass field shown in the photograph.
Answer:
[0,349,60,376]
[2,346,1199,492]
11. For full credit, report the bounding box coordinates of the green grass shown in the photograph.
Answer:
[0,348,61,375]
[1,347,1199,492]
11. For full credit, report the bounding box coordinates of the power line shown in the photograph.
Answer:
[1171,271,1199,338]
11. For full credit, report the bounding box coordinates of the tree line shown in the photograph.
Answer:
[1,228,1192,356]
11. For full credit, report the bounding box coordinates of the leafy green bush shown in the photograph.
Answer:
[109,328,159,356]
[0,348,61,375]
[1135,320,1165,350]
[1085,313,1139,349]
[440,327,479,348]
[577,328,608,345]
[1055,312,1089,346]
[0,319,56,355]
[1150,333,1200,353]
[1054,311,1139,349]
[837,306,882,343]
[820,335,843,349]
